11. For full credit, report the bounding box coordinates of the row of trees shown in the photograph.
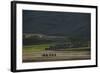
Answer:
[23,34,90,47]
[23,35,54,45]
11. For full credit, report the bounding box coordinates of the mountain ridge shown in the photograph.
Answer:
[23,10,91,39]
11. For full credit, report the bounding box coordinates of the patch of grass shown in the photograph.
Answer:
[23,44,52,52]
[64,47,90,51]
[23,43,90,53]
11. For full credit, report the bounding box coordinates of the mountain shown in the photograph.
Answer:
[23,10,91,39]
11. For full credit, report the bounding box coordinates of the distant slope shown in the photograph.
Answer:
[23,10,90,39]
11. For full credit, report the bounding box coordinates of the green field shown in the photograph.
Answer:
[23,44,52,52]
[23,44,90,62]
[23,44,90,52]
